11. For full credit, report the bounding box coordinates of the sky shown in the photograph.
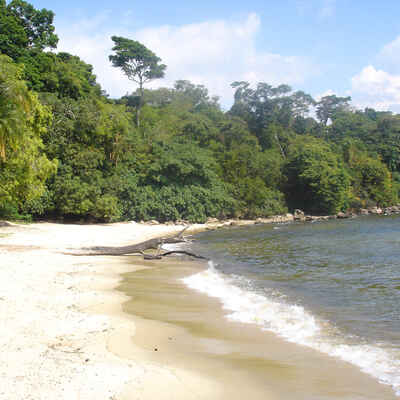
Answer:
[27,0,400,111]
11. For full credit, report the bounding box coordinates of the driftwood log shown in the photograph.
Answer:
[67,226,208,260]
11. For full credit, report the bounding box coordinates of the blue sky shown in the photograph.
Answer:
[27,0,400,111]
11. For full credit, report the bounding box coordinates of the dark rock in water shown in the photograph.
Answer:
[360,209,369,215]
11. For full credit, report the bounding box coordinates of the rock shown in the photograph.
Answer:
[206,218,219,224]
[148,220,160,225]
[383,206,400,215]
[285,213,294,221]
[294,209,305,221]
[369,207,383,215]
[360,209,369,215]
[229,221,240,226]
[337,212,350,219]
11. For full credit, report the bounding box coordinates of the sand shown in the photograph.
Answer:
[0,221,222,400]
[0,221,397,400]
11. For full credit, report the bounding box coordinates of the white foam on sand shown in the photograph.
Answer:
[183,261,400,396]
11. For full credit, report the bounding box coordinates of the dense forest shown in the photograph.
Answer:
[1,0,399,222]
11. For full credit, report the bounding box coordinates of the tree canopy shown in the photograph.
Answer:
[0,0,399,222]
[109,36,166,126]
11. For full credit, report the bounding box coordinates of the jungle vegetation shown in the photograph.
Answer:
[1,0,399,222]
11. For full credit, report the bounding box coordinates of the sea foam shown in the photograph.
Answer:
[183,261,400,396]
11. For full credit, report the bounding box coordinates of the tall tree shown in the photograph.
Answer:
[109,36,166,127]
[316,94,351,126]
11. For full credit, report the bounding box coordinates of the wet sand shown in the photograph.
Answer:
[118,257,398,400]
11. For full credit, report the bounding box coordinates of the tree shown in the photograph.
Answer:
[0,55,30,161]
[0,0,58,58]
[316,94,351,126]
[0,55,56,218]
[283,136,350,214]
[109,36,166,127]
[230,81,315,151]
[341,139,396,207]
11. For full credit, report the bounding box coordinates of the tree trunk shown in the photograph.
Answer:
[136,80,144,128]
[64,226,209,260]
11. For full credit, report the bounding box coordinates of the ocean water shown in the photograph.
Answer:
[182,216,400,396]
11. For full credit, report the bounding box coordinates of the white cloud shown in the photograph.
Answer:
[56,13,316,107]
[380,35,400,59]
[351,65,400,111]
[378,35,400,73]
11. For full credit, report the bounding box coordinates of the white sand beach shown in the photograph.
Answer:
[0,221,223,400]
[1,220,398,400]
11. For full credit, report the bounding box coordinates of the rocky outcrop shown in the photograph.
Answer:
[294,209,305,221]
[357,205,400,216]
[383,205,400,215]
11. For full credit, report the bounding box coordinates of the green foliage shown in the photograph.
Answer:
[6,0,58,51]
[114,140,237,222]
[109,36,166,126]
[109,37,166,85]
[342,140,397,207]
[121,183,235,223]
[283,136,350,214]
[316,94,351,126]
[0,55,56,218]
[0,0,57,60]
[2,1,400,223]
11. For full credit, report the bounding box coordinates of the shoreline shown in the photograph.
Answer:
[0,219,398,399]
[117,252,398,399]
[0,221,225,399]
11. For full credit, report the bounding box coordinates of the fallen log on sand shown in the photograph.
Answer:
[65,226,208,260]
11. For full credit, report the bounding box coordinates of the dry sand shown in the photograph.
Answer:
[0,221,222,400]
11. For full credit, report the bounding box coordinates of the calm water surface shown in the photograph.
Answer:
[184,215,400,395]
